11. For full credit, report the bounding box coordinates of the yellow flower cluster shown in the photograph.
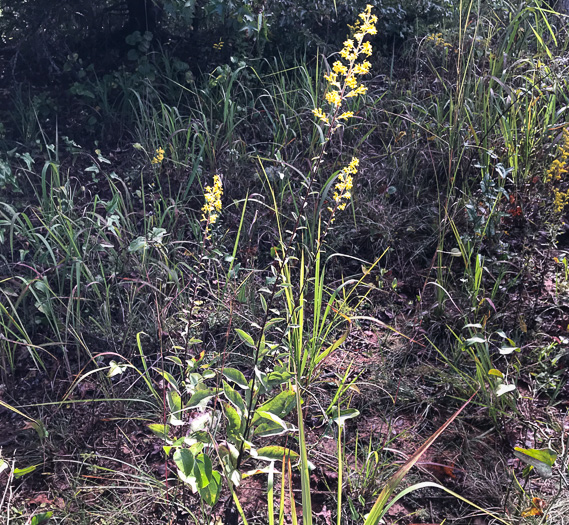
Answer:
[201,175,223,235]
[546,129,569,183]
[312,5,376,127]
[425,32,452,49]
[328,157,358,221]
[213,40,224,51]
[151,147,165,164]
[547,129,569,213]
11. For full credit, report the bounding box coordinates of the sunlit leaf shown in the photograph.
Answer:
[256,446,299,462]
[222,367,249,389]
[148,423,170,440]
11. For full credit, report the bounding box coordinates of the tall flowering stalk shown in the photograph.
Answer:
[311,5,376,226]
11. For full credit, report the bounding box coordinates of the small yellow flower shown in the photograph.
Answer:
[345,75,358,89]
[337,111,354,121]
[151,147,165,165]
[333,61,348,76]
[325,90,342,107]
[346,85,368,98]
[312,107,330,125]
[353,61,371,75]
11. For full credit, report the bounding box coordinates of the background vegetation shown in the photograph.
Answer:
[1,1,569,524]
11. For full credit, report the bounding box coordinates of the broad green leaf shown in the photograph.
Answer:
[224,403,242,443]
[514,447,557,478]
[157,369,179,390]
[252,389,296,425]
[167,391,183,425]
[222,367,249,389]
[148,424,170,440]
[194,453,214,489]
[187,389,215,409]
[254,420,295,437]
[235,328,255,347]
[488,369,504,378]
[255,410,293,431]
[256,446,299,462]
[174,448,195,482]
[199,470,222,506]
[267,369,293,388]
[223,381,246,414]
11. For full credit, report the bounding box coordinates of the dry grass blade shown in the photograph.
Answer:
[364,391,478,525]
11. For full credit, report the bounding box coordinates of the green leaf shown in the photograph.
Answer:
[31,512,53,525]
[173,448,195,483]
[199,470,222,506]
[252,389,296,425]
[235,328,255,347]
[157,369,179,390]
[254,420,292,437]
[499,346,520,355]
[514,447,557,478]
[222,367,249,389]
[329,408,360,427]
[255,410,294,432]
[187,389,215,409]
[128,236,147,252]
[225,403,242,443]
[148,424,170,440]
[465,336,486,345]
[256,446,299,462]
[194,453,214,489]
[223,381,246,414]
[13,464,38,478]
[167,391,183,425]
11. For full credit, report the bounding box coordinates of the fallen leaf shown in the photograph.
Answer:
[28,494,52,506]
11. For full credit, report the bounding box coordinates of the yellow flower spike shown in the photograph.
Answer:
[201,174,224,237]
[314,5,375,134]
